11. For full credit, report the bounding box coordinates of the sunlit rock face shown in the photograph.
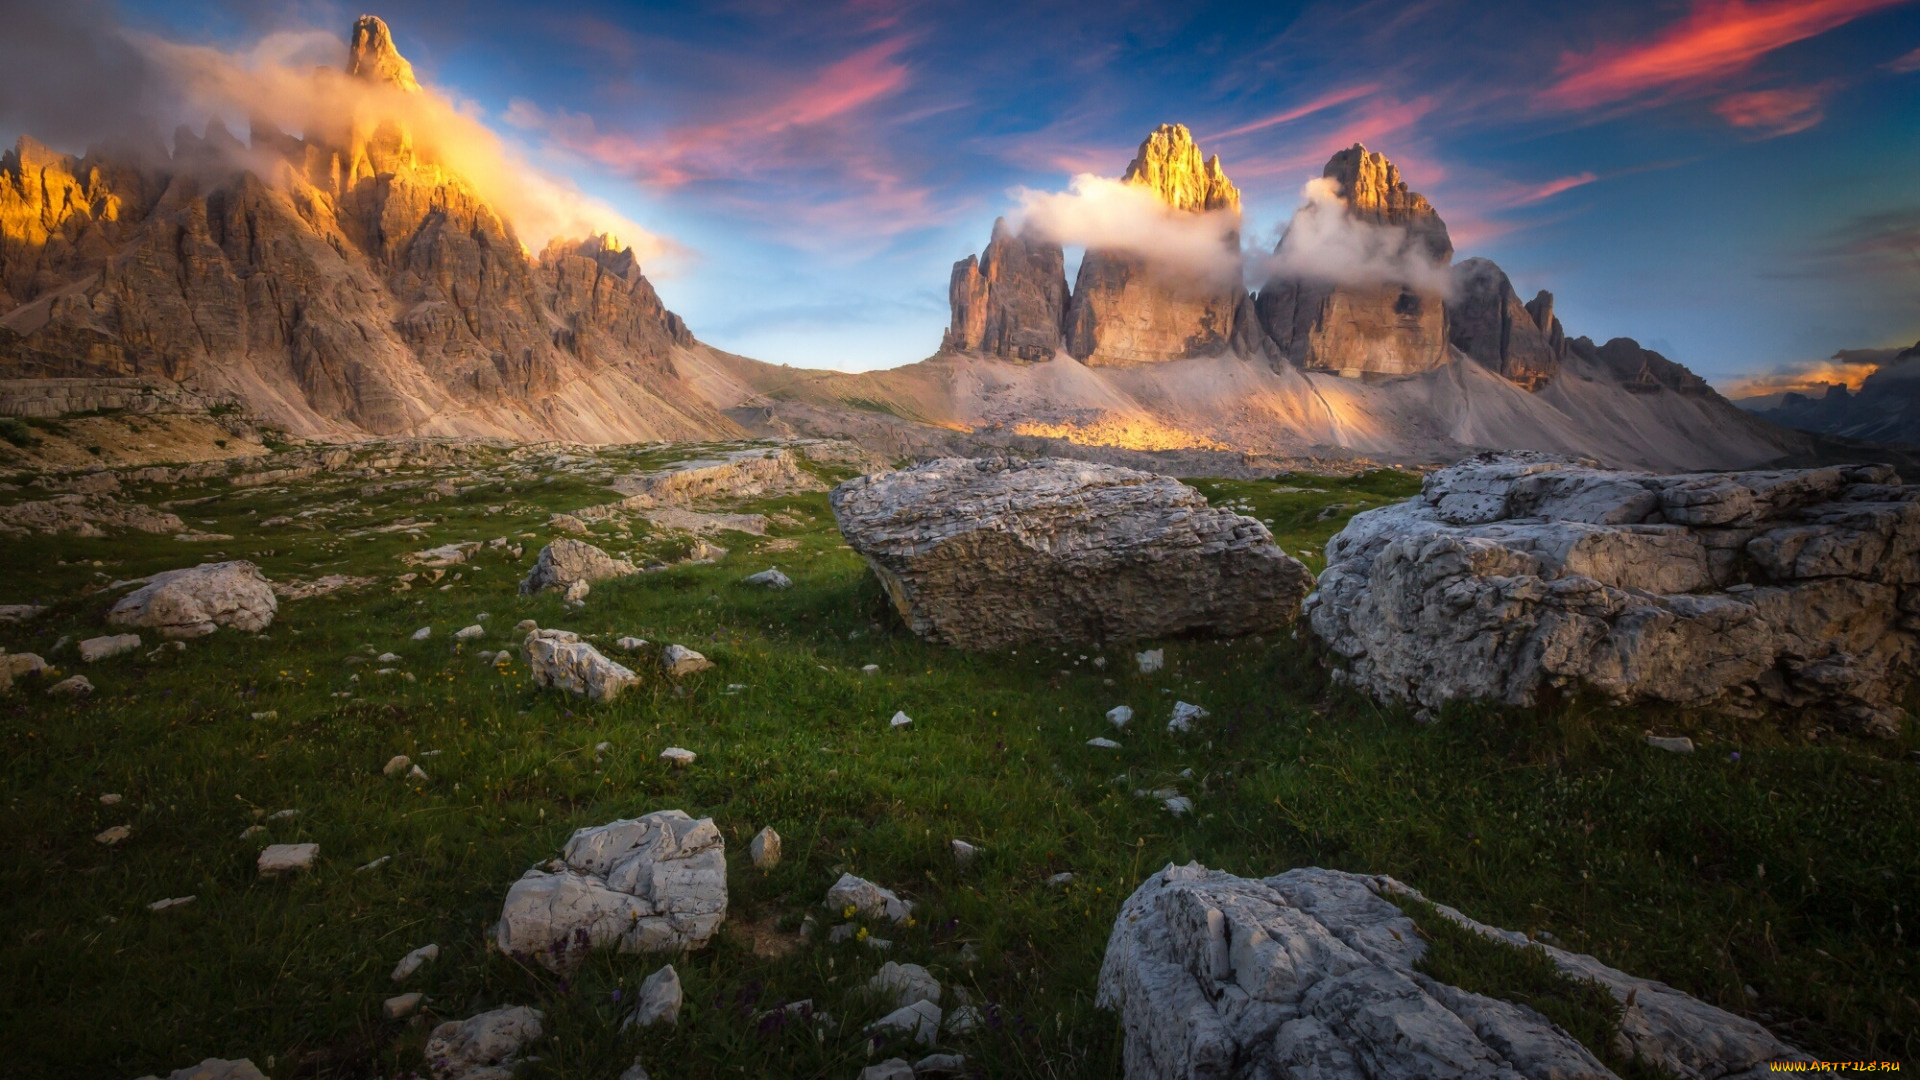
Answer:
[1257,144,1453,377]
[943,218,1069,361]
[0,16,731,442]
[1446,257,1565,391]
[1064,124,1249,367]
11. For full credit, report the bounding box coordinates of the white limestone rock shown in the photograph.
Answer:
[453,624,485,642]
[383,991,423,1019]
[48,674,93,695]
[625,963,683,1028]
[107,561,277,638]
[80,634,141,662]
[519,539,637,595]
[824,872,914,923]
[831,459,1313,650]
[659,747,696,767]
[869,961,942,1008]
[662,644,712,677]
[869,999,942,1047]
[494,811,727,972]
[0,651,46,691]
[258,842,318,877]
[1308,453,1918,736]
[1097,862,1808,1080]
[423,1005,544,1080]
[743,567,793,589]
[750,826,781,870]
[392,943,440,982]
[524,629,637,702]
[132,1058,266,1080]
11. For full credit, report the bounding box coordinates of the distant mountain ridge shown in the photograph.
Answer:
[1743,340,1920,448]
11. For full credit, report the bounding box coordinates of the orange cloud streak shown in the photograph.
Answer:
[1203,83,1381,141]
[1511,171,1599,204]
[1543,0,1906,110]
[1714,84,1830,135]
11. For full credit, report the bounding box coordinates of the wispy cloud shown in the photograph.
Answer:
[1713,83,1833,136]
[1202,83,1382,142]
[1509,172,1600,205]
[1542,0,1906,111]
[1721,347,1899,398]
[1888,44,1920,71]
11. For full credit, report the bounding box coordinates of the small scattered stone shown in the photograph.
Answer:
[148,895,195,912]
[79,633,142,663]
[618,1057,651,1080]
[408,764,428,780]
[383,992,423,1020]
[615,636,648,651]
[358,856,391,872]
[512,619,538,634]
[743,568,792,589]
[660,747,696,767]
[1164,795,1193,816]
[862,663,880,674]
[377,651,400,662]
[860,1060,915,1080]
[411,626,431,641]
[1087,737,1121,749]
[828,923,857,944]
[48,675,93,696]
[1048,872,1075,887]
[868,999,942,1047]
[824,872,914,922]
[95,824,131,846]
[1167,701,1208,732]
[915,1053,967,1077]
[1136,649,1164,674]
[134,1058,264,1080]
[750,826,781,870]
[869,961,942,1007]
[625,964,683,1028]
[99,793,122,805]
[383,754,411,777]
[258,842,318,877]
[391,943,440,982]
[453,624,485,642]
[950,839,977,868]
[662,644,712,677]
[1106,705,1133,727]
[1647,734,1696,754]
[240,825,266,840]
[890,710,913,728]
[249,710,277,721]
[268,808,299,821]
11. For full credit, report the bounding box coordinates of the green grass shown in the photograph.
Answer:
[0,444,1914,1078]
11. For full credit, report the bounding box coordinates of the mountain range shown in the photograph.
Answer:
[1740,340,1920,448]
[0,16,1885,473]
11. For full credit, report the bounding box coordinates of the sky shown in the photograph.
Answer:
[5,0,1920,394]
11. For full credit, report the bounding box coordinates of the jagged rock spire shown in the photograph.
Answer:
[347,16,421,93]
[1121,124,1240,214]
[1321,143,1450,262]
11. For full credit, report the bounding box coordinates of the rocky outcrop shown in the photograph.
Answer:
[830,457,1313,649]
[523,629,639,701]
[108,561,278,638]
[1306,452,1918,736]
[494,811,727,971]
[1063,125,1245,366]
[1447,258,1563,390]
[0,17,736,444]
[1258,144,1452,377]
[607,446,826,506]
[944,218,1068,361]
[519,539,638,595]
[1099,862,1806,1080]
[1567,336,1714,396]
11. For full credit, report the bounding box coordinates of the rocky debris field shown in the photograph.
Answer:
[1308,452,1920,736]
[0,439,1912,1078]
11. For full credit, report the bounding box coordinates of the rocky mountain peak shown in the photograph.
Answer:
[1322,143,1450,262]
[1121,124,1239,214]
[347,15,421,93]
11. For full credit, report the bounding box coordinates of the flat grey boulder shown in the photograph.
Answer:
[518,539,638,595]
[81,634,142,662]
[423,1005,544,1080]
[132,1058,266,1080]
[108,561,277,638]
[495,810,727,971]
[1099,862,1807,1080]
[831,458,1313,649]
[1307,452,1918,736]
[524,629,638,702]
[742,567,792,589]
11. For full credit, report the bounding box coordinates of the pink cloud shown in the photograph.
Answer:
[1224,95,1442,184]
[1713,84,1832,135]
[1542,0,1906,111]
[1887,44,1920,71]
[1509,172,1600,205]
[1202,83,1382,142]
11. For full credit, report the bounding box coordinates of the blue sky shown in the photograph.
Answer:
[27,0,1920,391]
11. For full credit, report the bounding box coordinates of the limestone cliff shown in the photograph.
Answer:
[943,218,1067,361]
[1446,257,1563,390]
[1063,124,1245,366]
[0,16,735,443]
[1257,144,1451,377]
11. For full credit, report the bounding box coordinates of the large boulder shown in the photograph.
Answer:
[518,539,638,595]
[830,458,1312,649]
[107,561,277,638]
[494,811,727,971]
[423,1005,544,1080]
[523,629,638,701]
[1306,452,1919,736]
[1099,862,1807,1080]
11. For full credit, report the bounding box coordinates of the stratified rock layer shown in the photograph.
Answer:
[830,457,1312,649]
[944,218,1068,361]
[1064,125,1245,366]
[1307,452,1918,735]
[494,811,727,971]
[1099,862,1806,1080]
[1258,144,1453,377]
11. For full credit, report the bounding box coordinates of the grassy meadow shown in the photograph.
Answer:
[0,442,1914,1078]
